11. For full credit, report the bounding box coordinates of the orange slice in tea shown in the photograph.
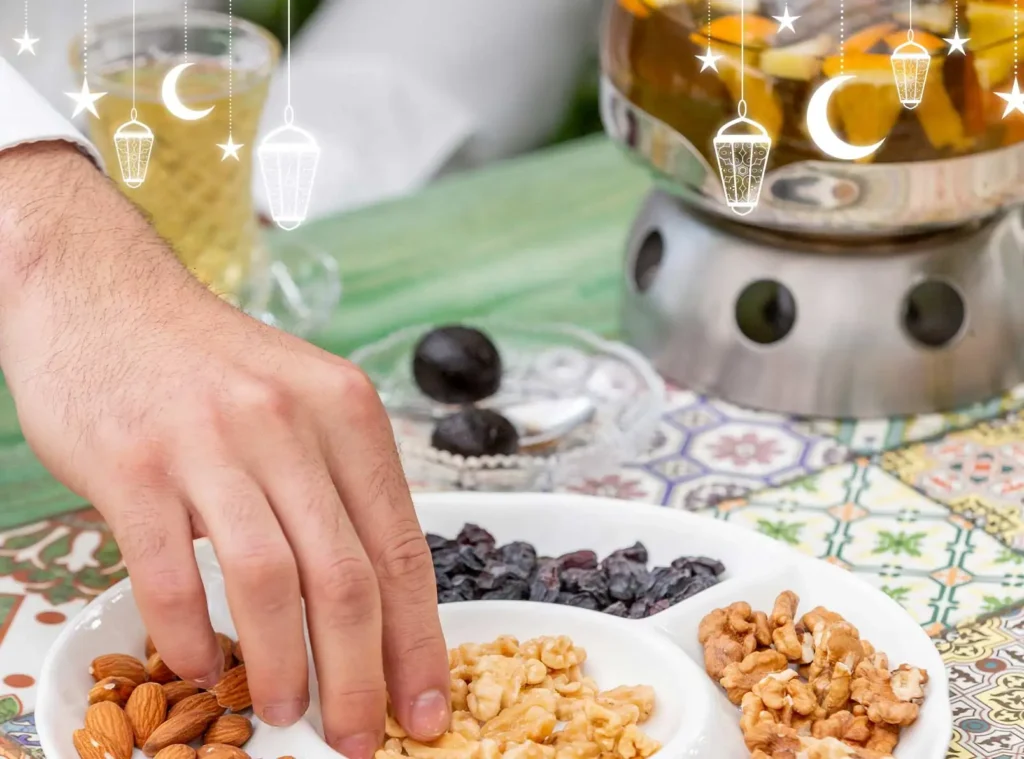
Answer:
[716,57,784,141]
[885,29,946,54]
[616,0,651,18]
[965,2,1017,88]
[966,1,1017,47]
[703,14,779,48]
[913,71,971,151]
[821,54,902,161]
[845,23,897,54]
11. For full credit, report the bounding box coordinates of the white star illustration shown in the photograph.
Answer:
[217,135,244,161]
[772,6,800,33]
[13,31,38,55]
[943,28,969,55]
[696,46,724,73]
[65,78,107,118]
[997,78,1024,119]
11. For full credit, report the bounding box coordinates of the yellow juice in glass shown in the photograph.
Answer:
[74,12,280,303]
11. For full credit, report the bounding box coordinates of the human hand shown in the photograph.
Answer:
[0,144,449,759]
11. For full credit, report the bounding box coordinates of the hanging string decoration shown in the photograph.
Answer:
[805,0,885,161]
[891,0,931,109]
[773,2,799,34]
[996,0,1024,118]
[65,0,107,117]
[13,0,38,55]
[696,0,723,73]
[217,0,243,160]
[113,0,154,188]
[257,0,321,230]
[944,0,969,55]
[713,0,771,215]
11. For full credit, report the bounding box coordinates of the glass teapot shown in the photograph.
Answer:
[601,0,1024,236]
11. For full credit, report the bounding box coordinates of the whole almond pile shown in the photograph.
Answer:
[76,633,288,759]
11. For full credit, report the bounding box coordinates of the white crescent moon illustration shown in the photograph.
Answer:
[806,75,885,161]
[161,63,214,121]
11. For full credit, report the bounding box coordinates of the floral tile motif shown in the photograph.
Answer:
[1,714,39,752]
[708,460,1024,632]
[798,382,1024,455]
[881,412,1024,553]
[936,602,1024,759]
[0,510,126,717]
[566,386,851,510]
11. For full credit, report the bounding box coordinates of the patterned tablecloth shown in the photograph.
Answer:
[3,381,1024,758]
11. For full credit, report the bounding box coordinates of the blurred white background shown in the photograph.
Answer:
[1,0,602,217]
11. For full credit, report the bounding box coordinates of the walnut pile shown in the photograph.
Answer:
[375,635,661,759]
[698,592,928,759]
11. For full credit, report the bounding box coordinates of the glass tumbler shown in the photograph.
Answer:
[71,11,280,309]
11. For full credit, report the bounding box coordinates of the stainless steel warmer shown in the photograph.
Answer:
[602,0,1024,417]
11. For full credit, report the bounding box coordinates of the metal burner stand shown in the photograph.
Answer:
[621,192,1024,418]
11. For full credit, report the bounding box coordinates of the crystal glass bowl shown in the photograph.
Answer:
[350,323,666,490]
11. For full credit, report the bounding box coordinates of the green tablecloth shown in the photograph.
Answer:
[0,136,649,528]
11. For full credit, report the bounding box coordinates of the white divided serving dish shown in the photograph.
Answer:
[36,492,951,759]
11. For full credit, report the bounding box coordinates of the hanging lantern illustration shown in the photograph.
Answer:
[113,110,154,189]
[257,107,320,231]
[713,103,772,216]
[891,30,931,109]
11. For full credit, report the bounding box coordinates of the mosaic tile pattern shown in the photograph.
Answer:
[707,460,1024,634]
[561,385,851,510]
[797,383,1024,455]
[881,412,1024,553]
[936,602,1024,758]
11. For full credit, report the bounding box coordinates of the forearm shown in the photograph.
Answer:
[0,142,195,377]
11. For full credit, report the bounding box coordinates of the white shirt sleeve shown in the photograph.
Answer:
[0,56,105,172]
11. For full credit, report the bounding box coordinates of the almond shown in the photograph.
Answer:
[168,692,225,722]
[145,653,178,684]
[211,665,251,711]
[232,641,243,664]
[125,682,168,748]
[84,703,134,759]
[162,681,199,708]
[197,744,249,759]
[145,636,157,659]
[73,729,119,759]
[153,746,196,759]
[88,677,137,706]
[216,634,235,670]
[142,712,218,757]
[91,654,148,685]
[203,716,252,748]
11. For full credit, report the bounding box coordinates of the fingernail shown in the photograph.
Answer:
[332,732,380,759]
[261,697,309,726]
[192,652,225,688]
[410,689,450,738]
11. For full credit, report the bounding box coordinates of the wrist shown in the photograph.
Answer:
[0,141,193,369]
[0,142,101,302]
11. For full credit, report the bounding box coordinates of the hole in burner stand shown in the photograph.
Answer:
[903,279,966,348]
[735,280,797,345]
[633,230,664,292]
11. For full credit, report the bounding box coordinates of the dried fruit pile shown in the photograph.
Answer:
[412,326,521,458]
[376,634,660,759]
[698,591,929,759]
[430,524,725,617]
[76,635,283,759]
